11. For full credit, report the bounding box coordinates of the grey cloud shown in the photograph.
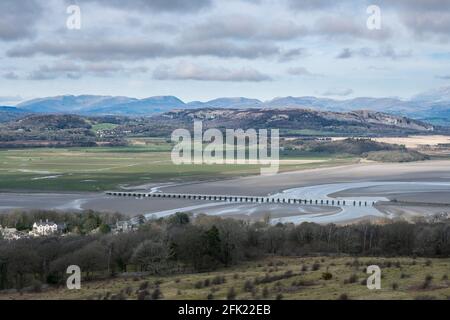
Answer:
[291,0,449,11]
[8,39,280,61]
[28,68,60,80]
[336,46,412,60]
[336,48,352,59]
[287,0,339,10]
[322,88,354,97]
[71,0,212,13]
[401,12,450,39]
[286,67,320,76]
[153,62,272,82]
[3,72,19,80]
[314,16,391,41]
[27,62,147,80]
[28,63,81,80]
[183,15,308,42]
[378,0,450,11]
[377,46,412,60]
[0,0,42,41]
[377,0,450,39]
[278,48,308,62]
[180,41,280,59]
[436,75,450,80]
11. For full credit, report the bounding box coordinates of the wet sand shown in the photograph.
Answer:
[160,160,450,196]
[1,160,449,223]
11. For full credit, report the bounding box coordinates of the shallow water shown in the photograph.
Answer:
[269,181,450,224]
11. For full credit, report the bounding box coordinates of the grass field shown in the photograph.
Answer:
[0,144,357,192]
[91,123,119,131]
[3,256,449,300]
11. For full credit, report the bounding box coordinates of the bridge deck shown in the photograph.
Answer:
[105,191,375,207]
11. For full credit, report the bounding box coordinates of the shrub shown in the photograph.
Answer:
[262,286,269,299]
[322,272,333,280]
[123,286,133,296]
[421,275,433,289]
[312,263,321,271]
[194,281,204,289]
[243,280,255,292]
[30,280,42,293]
[338,293,349,300]
[227,287,237,300]
[137,290,149,300]
[139,281,149,291]
[151,287,163,300]
[212,275,226,285]
[344,274,358,284]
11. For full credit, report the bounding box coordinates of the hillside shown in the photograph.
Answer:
[140,108,436,137]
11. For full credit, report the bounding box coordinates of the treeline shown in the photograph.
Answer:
[285,138,403,155]
[1,211,449,290]
[365,150,429,162]
[283,138,429,162]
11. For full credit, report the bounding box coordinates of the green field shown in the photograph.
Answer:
[3,256,449,300]
[0,145,356,192]
[90,123,119,131]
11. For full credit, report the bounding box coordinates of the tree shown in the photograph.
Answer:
[131,240,172,274]
[71,241,108,280]
[203,226,222,263]
[167,212,190,226]
[215,219,246,266]
[99,223,111,234]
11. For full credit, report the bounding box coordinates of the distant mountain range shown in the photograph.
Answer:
[2,86,450,124]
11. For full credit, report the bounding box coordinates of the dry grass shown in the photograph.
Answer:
[1,256,449,300]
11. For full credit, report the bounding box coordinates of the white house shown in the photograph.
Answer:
[30,219,64,237]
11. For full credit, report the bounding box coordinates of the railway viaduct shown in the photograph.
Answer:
[105,191,374,207]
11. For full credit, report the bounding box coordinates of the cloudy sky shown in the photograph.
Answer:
[1,0,449,104]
